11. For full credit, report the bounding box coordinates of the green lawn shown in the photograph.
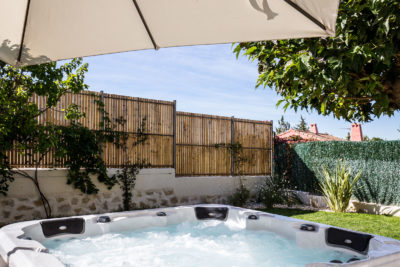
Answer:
[259,208,400,240]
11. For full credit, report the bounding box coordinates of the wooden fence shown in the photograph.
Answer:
[7,91,272,176]
[176,112,272,176]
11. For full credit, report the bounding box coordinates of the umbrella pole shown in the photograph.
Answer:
[131,0,159,50]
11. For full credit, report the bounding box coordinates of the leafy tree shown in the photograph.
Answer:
[0,59,117,217]
[11,124,60,217]
[294,116,308,131]
[234,0,400,122]
[0,59,87,195]
[346,132,351,141]
[275,116,291,134]
[363,135,383,141]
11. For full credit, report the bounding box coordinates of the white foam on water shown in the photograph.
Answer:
[43,221,361,267]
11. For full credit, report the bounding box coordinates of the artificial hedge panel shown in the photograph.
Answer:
[274,141,400,205]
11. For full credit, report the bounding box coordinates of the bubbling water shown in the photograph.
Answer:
[43,221,360,267]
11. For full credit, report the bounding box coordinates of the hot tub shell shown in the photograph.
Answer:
[1,204,400,267]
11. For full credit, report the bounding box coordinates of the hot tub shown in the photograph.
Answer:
[0,205,399,267]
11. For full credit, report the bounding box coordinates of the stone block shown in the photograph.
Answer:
[56,197,65,203]
[103,193,112,199]
[1,199,14,207]
[179,197,189,204]
[74,208,82,213]
[170,197,178,204]
[14,215,24,220]
[33,199,43,207]
[17,205,34,211]
[145,190,155,195]
[71,198,79,205]
[88,203,97,211]
[32,211,42,218]
[163,189,174,196]
[111,196,121,203]
[2,211,10,219]
[58,204,71,214]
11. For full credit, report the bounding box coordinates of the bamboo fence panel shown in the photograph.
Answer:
[8,91,174,168]
[233,119,272,175]
[175,112,272,176]
[176,112,232,176]
[8,91,271,176]
[96,93,174,168]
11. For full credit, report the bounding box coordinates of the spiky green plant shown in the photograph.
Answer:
[320,160,361,212]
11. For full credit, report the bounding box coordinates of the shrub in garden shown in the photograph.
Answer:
[257,175,298,209]
[319,160,361,212]
[228,182,250,207]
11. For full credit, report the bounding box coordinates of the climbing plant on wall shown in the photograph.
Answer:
[0,59,126,217]
[112,117,150,211]
[215,142,250,206]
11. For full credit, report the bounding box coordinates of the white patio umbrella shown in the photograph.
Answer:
[0,0,339,67]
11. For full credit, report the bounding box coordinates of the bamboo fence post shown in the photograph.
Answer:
[173,100,177,170]
[100,90,104,160]
[231,116,234,176]
[270,120,274,178]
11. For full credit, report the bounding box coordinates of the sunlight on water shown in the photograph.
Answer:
[43,221,360,267]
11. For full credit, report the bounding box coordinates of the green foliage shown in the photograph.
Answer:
[112,117,149,211]
[257,175,297,209]
[234,0,400,122]
[363,135,383,141]
[215,141,248,175]
[0,59,89,196]
[319,160,361,212]
[216,141,251,207]
[228,183,250,207]
[0,59,105,217]
[274,141,400,205]
[294,116,308,131]
[113,160,148,211]
[64,104,85,121]
[0,59,125,218]
[56,122,112,194]
[275,115,291,134]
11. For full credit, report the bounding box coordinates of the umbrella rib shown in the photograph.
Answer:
[283,0,326,32]
[17,0,32,63]
[131,0,159,50]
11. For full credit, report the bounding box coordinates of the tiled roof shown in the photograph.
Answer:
[276,128,344,142]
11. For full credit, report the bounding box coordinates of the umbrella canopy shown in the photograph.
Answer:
[0,0,339,67]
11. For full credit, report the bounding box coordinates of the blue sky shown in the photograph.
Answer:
[83,44,400,140]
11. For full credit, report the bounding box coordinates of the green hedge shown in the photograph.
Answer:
[274,141,400,205]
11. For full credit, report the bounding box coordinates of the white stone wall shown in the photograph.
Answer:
[349,201,400,217]
[0,168,267,225]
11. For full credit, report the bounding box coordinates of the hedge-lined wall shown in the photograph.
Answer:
[275,141,400,205]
